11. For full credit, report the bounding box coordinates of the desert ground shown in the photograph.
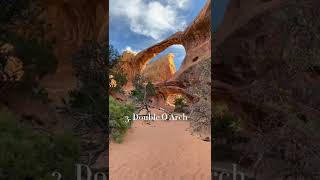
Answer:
[109,117,211,180]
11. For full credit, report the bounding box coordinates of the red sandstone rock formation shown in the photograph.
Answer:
[142,53,176,83]
[118,0,211,105]
[39,0,107,101]
[119,0,211,84]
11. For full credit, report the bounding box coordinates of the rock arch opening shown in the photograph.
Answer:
[142,45,186,83]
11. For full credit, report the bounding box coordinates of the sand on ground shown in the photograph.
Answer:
[109,119,211,180]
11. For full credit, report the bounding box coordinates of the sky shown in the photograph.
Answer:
[213,0,229,31]
[109,0,207,70]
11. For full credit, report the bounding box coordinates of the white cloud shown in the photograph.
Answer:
[167,0,190,10]
[122,46,140,53]
[110,0,190,40]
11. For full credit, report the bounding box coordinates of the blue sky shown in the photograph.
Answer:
[109,0,207,69]
[213,0,229,31]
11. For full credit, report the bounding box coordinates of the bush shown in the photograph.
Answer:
[0,112,80,180]
[174,96,187,112]
[131,89,144,102]
[109,96,134,143]
[130,80,157,102]
[146,81,157,97]
[110,71,127,92]
[130,75,145,102]
[212,111,240,140]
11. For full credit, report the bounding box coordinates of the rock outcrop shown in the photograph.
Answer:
[142,53,176,83]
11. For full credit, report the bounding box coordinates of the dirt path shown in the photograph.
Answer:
[109,120,211,180]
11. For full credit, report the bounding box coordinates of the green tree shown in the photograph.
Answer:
[0,112,80,180]
[174,96,187,112]
[110,71,128,92]
[146,80,157,97]
[131,74,145,102]
[109,96,134,143]
[109,45,120,69]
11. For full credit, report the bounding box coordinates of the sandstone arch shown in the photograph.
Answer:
[134,32,184,74]
[119,0,211,96]
[115,0,211,111]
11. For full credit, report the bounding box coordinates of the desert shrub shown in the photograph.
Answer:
[132,74,144,90]
[131,78,157,103]
[31,85,50,104]
[64,41,107,129]
[146,81,157,97]
[0,33,57,80]
[110,71,127,92]
[174,96,187,112]
[109,96,134,143]
[212,103,243,162]
[130,74,145,102]
[131,89,144,102]
[0,112,80,180]
[212,110,240,140]
[67,90,101,113]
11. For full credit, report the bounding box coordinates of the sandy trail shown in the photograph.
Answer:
[109,119,211,180]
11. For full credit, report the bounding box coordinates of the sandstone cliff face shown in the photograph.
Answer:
[117,50,138,86]
[39,0,107,101]
[142,53,176,83]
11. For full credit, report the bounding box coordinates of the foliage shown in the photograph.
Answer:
[174,96,187,112]
[110,71,127,92]
[132,74,145,90]
[131,74,145,102]
[31,85,50,104]
[212,109,240,140]
[131,88,144,102]
[67,90,106,117]
[146,81,157,97]
[109,45,121,69]
[0,33,57,80]
[131,75,157,102]
[66,41,108,129]
[211,102,244,163]
[0,112,80,180]
[109,96,134,143]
